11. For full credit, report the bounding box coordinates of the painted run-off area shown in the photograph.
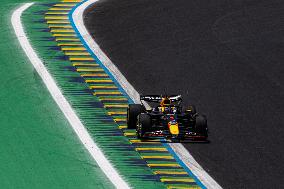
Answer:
[1,1,113,188]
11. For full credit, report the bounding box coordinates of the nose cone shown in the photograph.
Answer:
[169,123,179,135]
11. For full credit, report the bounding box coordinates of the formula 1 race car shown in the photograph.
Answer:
[127,95,208,141]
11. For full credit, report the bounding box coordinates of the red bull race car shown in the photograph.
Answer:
[127,95,208,141]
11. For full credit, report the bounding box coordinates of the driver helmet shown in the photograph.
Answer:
[160,97,171,107]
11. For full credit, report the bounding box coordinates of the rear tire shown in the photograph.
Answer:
[137,114,151,138]
[195,115,208,137]
[127,104,145,129]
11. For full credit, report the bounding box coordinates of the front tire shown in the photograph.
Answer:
[127,104,145,129]
[137,114,151,138]
[195,115,208,137]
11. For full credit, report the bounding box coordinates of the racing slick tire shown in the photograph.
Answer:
[137,114,151,139]
[127,104,145,129]
[195,115,208,138]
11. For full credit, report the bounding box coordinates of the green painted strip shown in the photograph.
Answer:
[0,1,114,189]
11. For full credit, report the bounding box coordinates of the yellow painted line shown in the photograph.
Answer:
[62,47,86,51]
[154,171,188,175]
[53,33,76,37]
[124,132,136,136]
[51,29,75,33]
[54,4,76,7]
[73,63,98,67]
[93,91,123,94]
[114,118,126,122]
[148,164,181,168]
[95,92,122,95]
[49,25,73,28]
[58,43,83,46]
[108,111,127,115]
[86,80,113,83]
[118,125,127,129]
[129,139,160,143]
[47,20,70,24]
[160,178,195,182]
[167,186,201,189]
[90,85,118,89]
[135,147,168,152]
[45,16,68,20]
[142,156,174,159]
[45,12,69,15]
[49,8,72,11]
[83,74,109,77]
[94,91,122,95]
[69,57,93,61]
[77,68,104,72]
[104,104,127,108]
[65,52,90,56]
[131,141,161,144]
[56,38,80,41]
[72,62,96,64]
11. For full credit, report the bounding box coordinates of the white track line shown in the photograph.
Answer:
[12,3,130,189]
[73,0,222,188]
[72,0,141,105]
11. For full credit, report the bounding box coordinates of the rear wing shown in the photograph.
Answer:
[140,95,182,103]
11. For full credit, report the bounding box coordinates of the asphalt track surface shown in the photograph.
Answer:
[84,0,284,188]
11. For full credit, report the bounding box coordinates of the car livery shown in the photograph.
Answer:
[127,95,208,141]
